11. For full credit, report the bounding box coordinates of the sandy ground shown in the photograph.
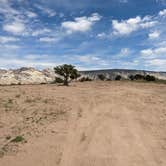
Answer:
[0,81,166,166]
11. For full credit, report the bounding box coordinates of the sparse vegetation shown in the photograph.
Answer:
[15,94,21,98]
[128,74,156,82]
[54,64,80,86]
[134,74,145,80]
[115,75,122,80]
[3,99,14,112]
[98,74,106,81]
[24,97,41,103]
[129,75,134,81]
[6,136,11,140]
[11,136,25,143]
[145,75,156,81]
[8,99,13,104]
[25,98,34,103]
[54,77,64,83]
[79,77,92,82]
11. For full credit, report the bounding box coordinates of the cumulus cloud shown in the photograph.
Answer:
[78,55,100,63]
[141,47,166,56]
[112,16,157,36]
[62,13,101,33]
[149,59,166,66]
[159,9,166,16]
[0,0,19,18]
[97,32,107,39]
[77,54,108,66]
[148,31,160,39]
[32,28,51,36]
[119,48,130,56]
[25,11,38,18]
[0,58,58,68]
[3,21,26,35]
[0,44,20,49]
[0,36,20,43]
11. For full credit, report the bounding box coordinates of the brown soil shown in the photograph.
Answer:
[0,81,166,166]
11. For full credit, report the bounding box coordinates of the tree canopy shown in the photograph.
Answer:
[54,64,80,86]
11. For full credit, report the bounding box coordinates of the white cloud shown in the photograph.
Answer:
[0,58,58,68]
[0,0,19,17]
[62,13,101,33]
[0,44,20,49]
[149,59,166,66]
[3,21,26,35]
[25,11,38,18]
[32,28,51,36]
[78,55,100,63]
[34,4,56,17]
[97,32,107,39]
[141,47,166,56]
[159,9,166,16]
[0,36,19,43]
[77,54,108,66]
[141,49,153,56]
[112,16,157,36]
[148,31,160,39]
[39,37,58,43]
[119,48,130,56]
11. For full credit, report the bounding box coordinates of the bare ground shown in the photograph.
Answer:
[0,81,166,166]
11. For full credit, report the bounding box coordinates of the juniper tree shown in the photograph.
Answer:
[54,64,80,86]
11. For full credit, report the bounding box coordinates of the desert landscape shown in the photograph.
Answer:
[0,0,166,165]
[0,81,166,166]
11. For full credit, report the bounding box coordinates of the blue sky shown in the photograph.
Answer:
[0,0,166,71]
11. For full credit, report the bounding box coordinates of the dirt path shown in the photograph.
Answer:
[0,82,166,166]
[60,101,166,166]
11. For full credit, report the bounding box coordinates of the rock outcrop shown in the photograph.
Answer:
[0,67,55,85]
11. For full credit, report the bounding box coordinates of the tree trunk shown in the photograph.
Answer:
[64,77,69,86]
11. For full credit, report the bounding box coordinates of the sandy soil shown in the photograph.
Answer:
[0,81,166,166]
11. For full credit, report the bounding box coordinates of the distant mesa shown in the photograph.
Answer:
[0,67,166,85]
[80,69,166,81]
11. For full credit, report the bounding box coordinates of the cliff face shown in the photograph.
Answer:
[0,68,166,85]
[0,68,55,85]
[80,69,166,80]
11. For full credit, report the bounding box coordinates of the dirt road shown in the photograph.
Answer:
[0,82,166,166]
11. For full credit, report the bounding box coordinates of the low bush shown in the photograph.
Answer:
[115,75,122,80]
[11,136,25,143]
[55,77,64,83]
[80,77,92,82]
[129,75,134,81]
[145,75,156,81]
[134,74,145,80]
[98,74,106,81]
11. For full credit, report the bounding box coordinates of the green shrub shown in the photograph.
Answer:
[134,74,145,80]
[11,136,25,143]
[54,77,64,83]
[115,75,122,80]
[98,74,106,81]
[129,75,134,81]
[80,77,92,82]
[145,75,156,81]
